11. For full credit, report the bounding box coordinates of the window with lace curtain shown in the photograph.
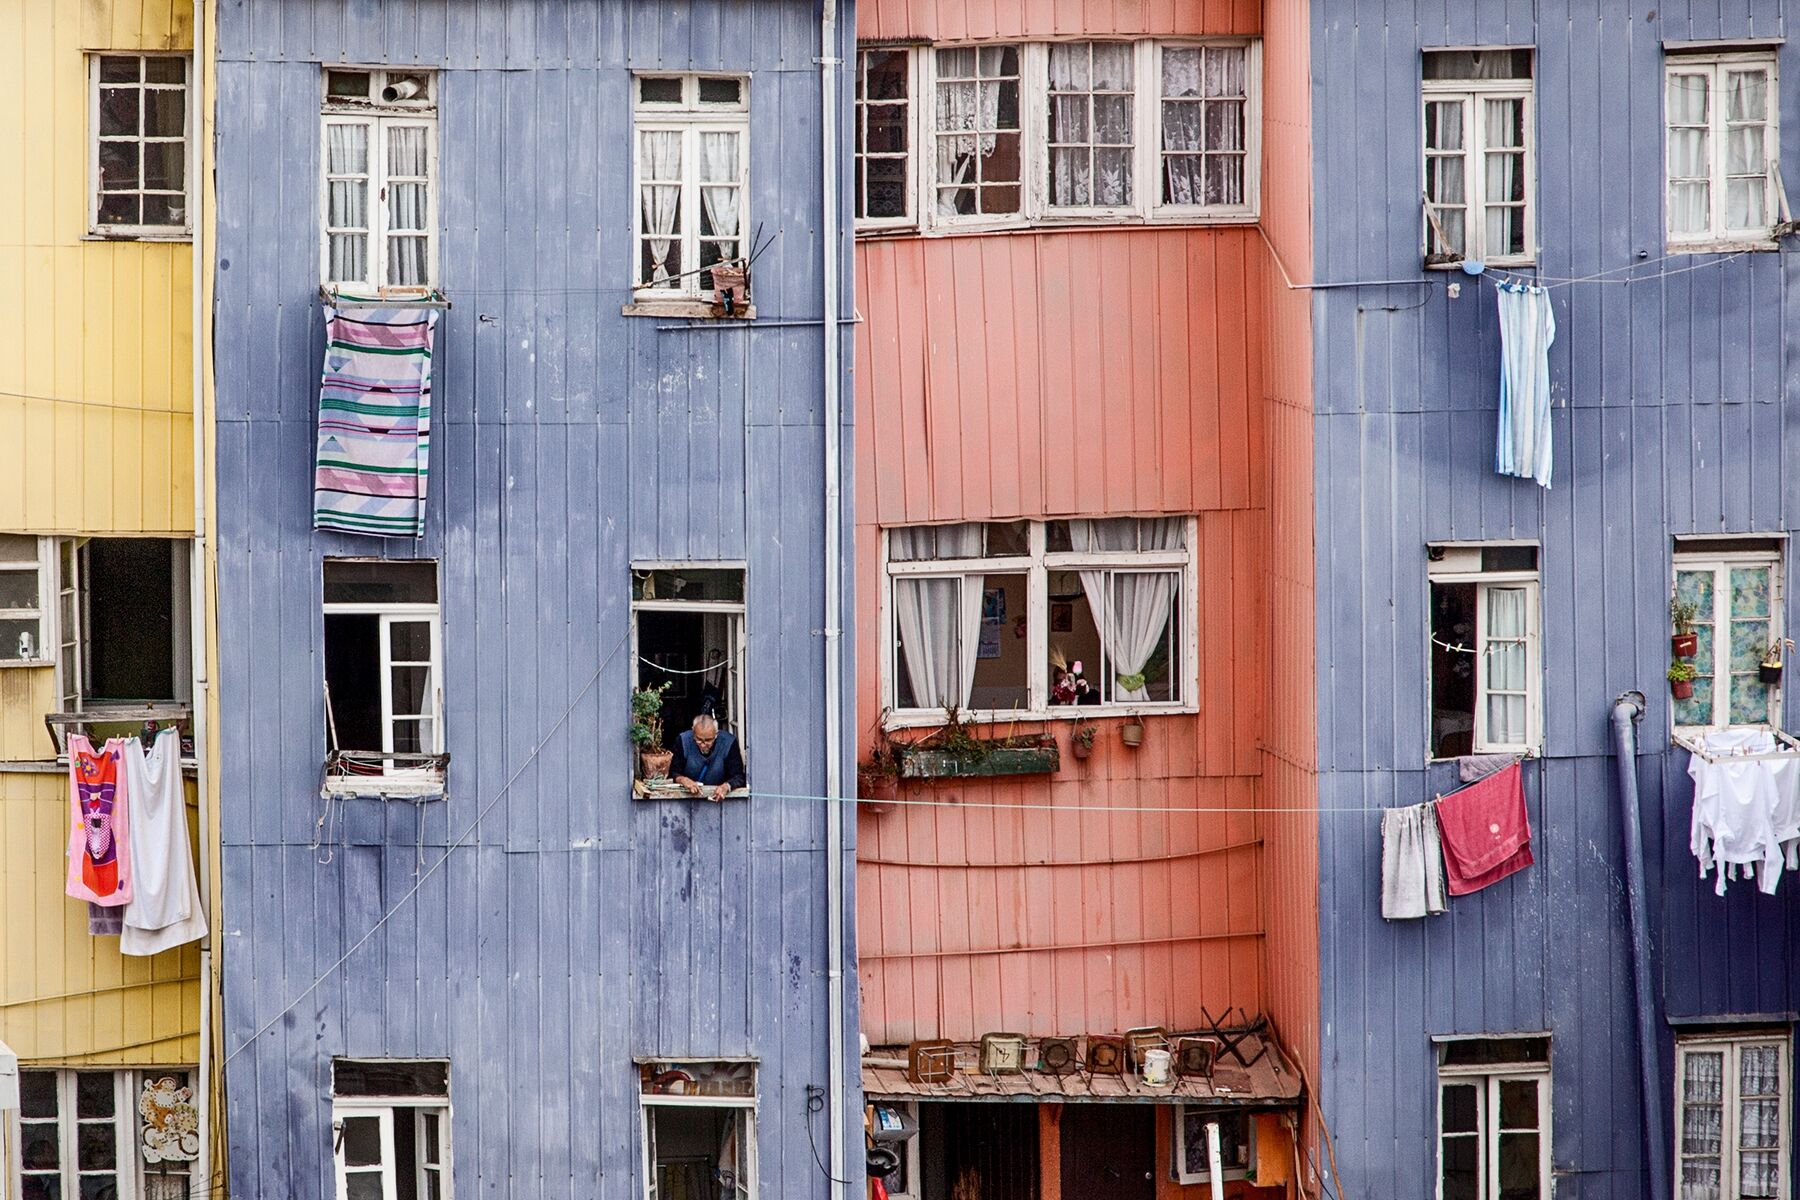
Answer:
[1665,52,1780,248]
[882,517,1197,724]
[1420,49,1534,267]
[1676,1033,1790,1200]
[10,1068,197,1200]
[320,68,437,291]
[633,75,749,297]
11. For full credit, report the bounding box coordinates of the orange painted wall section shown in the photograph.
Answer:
[858,0,1260,44]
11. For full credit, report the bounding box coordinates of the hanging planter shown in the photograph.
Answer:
[1671,598,1700,659]
[1120,715,1145,748]
[1668,660,1697,701]
[1760,638,1792,685]
[1070,720,1097,761]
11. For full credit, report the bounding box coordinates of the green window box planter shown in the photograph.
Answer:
[896,740,1060,779]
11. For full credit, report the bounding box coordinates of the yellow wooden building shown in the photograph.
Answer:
[0,0,220,1197]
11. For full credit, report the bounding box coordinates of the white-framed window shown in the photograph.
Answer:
[322,560,443,771]
[1436,1036,1551,1200]
[0,535,54,666]
[638,1060,757,1200]
[866,38,1259,235]
[631,566,748,756]
[1421,48,1534,266]
[331,1060,452,1200]
[321,68,438,291]
[1428,544,1541,759]
[54,538,194,711]
[1666,52,1780,247]
[1172,1107,1254,1185]
[1673,540,1784,731]
[855,48,916,228]
[632,75,749,297]
[882,517,1197,725]
[90,54,191,237]
[1677,1032,1791,1200]
[9,1068,197,1200]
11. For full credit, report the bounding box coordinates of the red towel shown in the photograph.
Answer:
[1436,762,1533,896]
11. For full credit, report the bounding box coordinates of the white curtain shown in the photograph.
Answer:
[892,526,985,709]
[1667,72,1711,235]
[385,124,429,285]
[1068,518,1181,702]
[890,523,984,561]
[326,123,369,282]
[1725,69,1770,229]
[1426,100,1467,254]
[639,130,683,283]
[700,130,741,259]
[1738,1046,1781,1197]
[1484,586,1528,744]
[1483,98,1523,256]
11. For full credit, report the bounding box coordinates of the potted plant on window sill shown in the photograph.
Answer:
[1668,659,1698,701]
[1671,598,1700,659]
[1760,639,1792,685]
[857,744,902,812]
[893,708,1061,779]
[630,682,674,780]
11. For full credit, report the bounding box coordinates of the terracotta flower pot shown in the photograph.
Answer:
[640,748,674,780]
[1670,679,1694,701]
[1072,733,1094,760]
[1672,633,1698,658]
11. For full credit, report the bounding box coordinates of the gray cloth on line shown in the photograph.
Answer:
[1459,752,1517,783]
[88,902,125,936]
[1382,803,1448,920]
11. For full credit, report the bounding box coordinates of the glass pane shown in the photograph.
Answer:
[324,560,438,604]
[144,57,184,84]
[1109,570,1179,702]
[99,56,140,83]
[330,234,369,284]
[346,1175,385,1200]
[1682,1159,1722,1200]
[327,123,369,175]
[894,576,966,710]
[329,181,367,229]
[98,141,140,191]
[389,620,432,661]
[391,666,430,717]
[21,1176,62,1200]
[0,617,42,659]
[1441,1133,1480,1200]
[422,1112,441,1161]
[864,50,907,100]
[1726,69,1769,121]
[1498,1078,1538,1129]
[968,572,1029,711]
[78,1176,119,1200]
[1497,1131,1540,1198]
[22,1121,62,1170]
[387,125,428,177]
[392,719,424,754]
[76,1074,113,1118]
[143,141,185,192]
[341,1116,383,1167]
[639,77,683,103]
[1731,566,1772,617]
[0,568,38,609]
[78,1122,117,1170]
[144,89,184,137]
[0,533,37,563]
[1741,1098,1781,1149]
[1442,1082,1480,1133]
[328,70,372,98]
[629,568,745,602]
[698,77,741,104]
[99,88,139,137]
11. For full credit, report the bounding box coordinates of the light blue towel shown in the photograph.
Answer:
[1495,282,1555,488]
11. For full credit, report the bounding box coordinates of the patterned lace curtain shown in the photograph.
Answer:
[1739,1045,1782,1198]
[325,123,370,282]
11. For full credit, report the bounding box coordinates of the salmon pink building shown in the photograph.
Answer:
[851,0,1320,1195]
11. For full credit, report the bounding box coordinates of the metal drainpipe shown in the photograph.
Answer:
[818,1,847,1198]
[1610,691,1668,1200]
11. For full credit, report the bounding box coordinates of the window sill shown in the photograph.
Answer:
[1668,238,1780,254]
[83,231,193,243]
[912,212,1259,239]
[633,778,750,800]
[622,299,756,320]
[321,772,447,800]
[882,704,1194,731]
[1424,257,1536,271]
[0,658,53,669]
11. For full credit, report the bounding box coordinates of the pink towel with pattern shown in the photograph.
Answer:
[1436,762,1533,896]
[66,735,132,905]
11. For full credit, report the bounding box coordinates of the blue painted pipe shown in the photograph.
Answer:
[1610,691,1669,1200]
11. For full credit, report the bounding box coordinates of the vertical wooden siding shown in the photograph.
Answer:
[212,3,856,1198]
[854,225,1275,1044]
[1310,3,1800,1198]
[0,0,195,537]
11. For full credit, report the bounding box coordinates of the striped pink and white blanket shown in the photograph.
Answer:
[313,306,438,537]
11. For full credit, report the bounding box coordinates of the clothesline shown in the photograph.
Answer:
[638,654,738,676]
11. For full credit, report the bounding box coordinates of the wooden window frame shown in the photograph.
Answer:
[628,563,749,756]
[0,536,56,668]
[1672,546,1785,734]
[880,518,1200,728]
[331,1099,453,1200]
[321,598,444,759]
[1674,1032,1792,1200]
[870,38,1260,238]
[1420,60,1536,267]
[855,47,920,231]
[1664,51,1781,250]
[1427,546,1543,759]
[1436,1059,1551,1200]
[320,69,440,292]
[1172,1106,1254,1186]
[639,1094,758,1200]
[630,74,751,300]
[88,53,193,240]
[7,1068,198,1200]
[51,537,194,712]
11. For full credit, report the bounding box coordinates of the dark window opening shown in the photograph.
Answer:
[638,609,738,747]
[1430,580,1478,758]
[333,1059,449,1098]
[1439,1036,1551,1068]
[917,1102,1039,1200]
[85,538,177,701]
[321,560,440,764]
[324,613,382,752]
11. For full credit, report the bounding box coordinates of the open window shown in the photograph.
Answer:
[322,559,444,792]
[639,1060,756,1200]
[1421,49,1534,266]
[632,566,746,744]
[1428,544,1540,759]
[331,1059,451,1200]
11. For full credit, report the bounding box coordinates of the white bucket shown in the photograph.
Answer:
[1140,1048,1172,1086]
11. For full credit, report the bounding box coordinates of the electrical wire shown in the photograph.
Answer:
[805,1085,863,1186]
[222,628,629,1065]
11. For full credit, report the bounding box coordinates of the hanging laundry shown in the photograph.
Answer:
[1381,802,1447,920]
[313,305,439,538]
[1436,761,1534,896]
[1494,282,1555,488]
[121,729,207,956]
[1687,729,1800,897]
[65,735,132,906]
[88,904,124,936]
[1457,752,1517,784]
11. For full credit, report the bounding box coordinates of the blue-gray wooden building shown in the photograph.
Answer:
[1306,2,1800,1198]
[210,1,858,1196]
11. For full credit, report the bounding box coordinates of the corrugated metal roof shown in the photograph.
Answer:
[862,1033,1301,1105]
